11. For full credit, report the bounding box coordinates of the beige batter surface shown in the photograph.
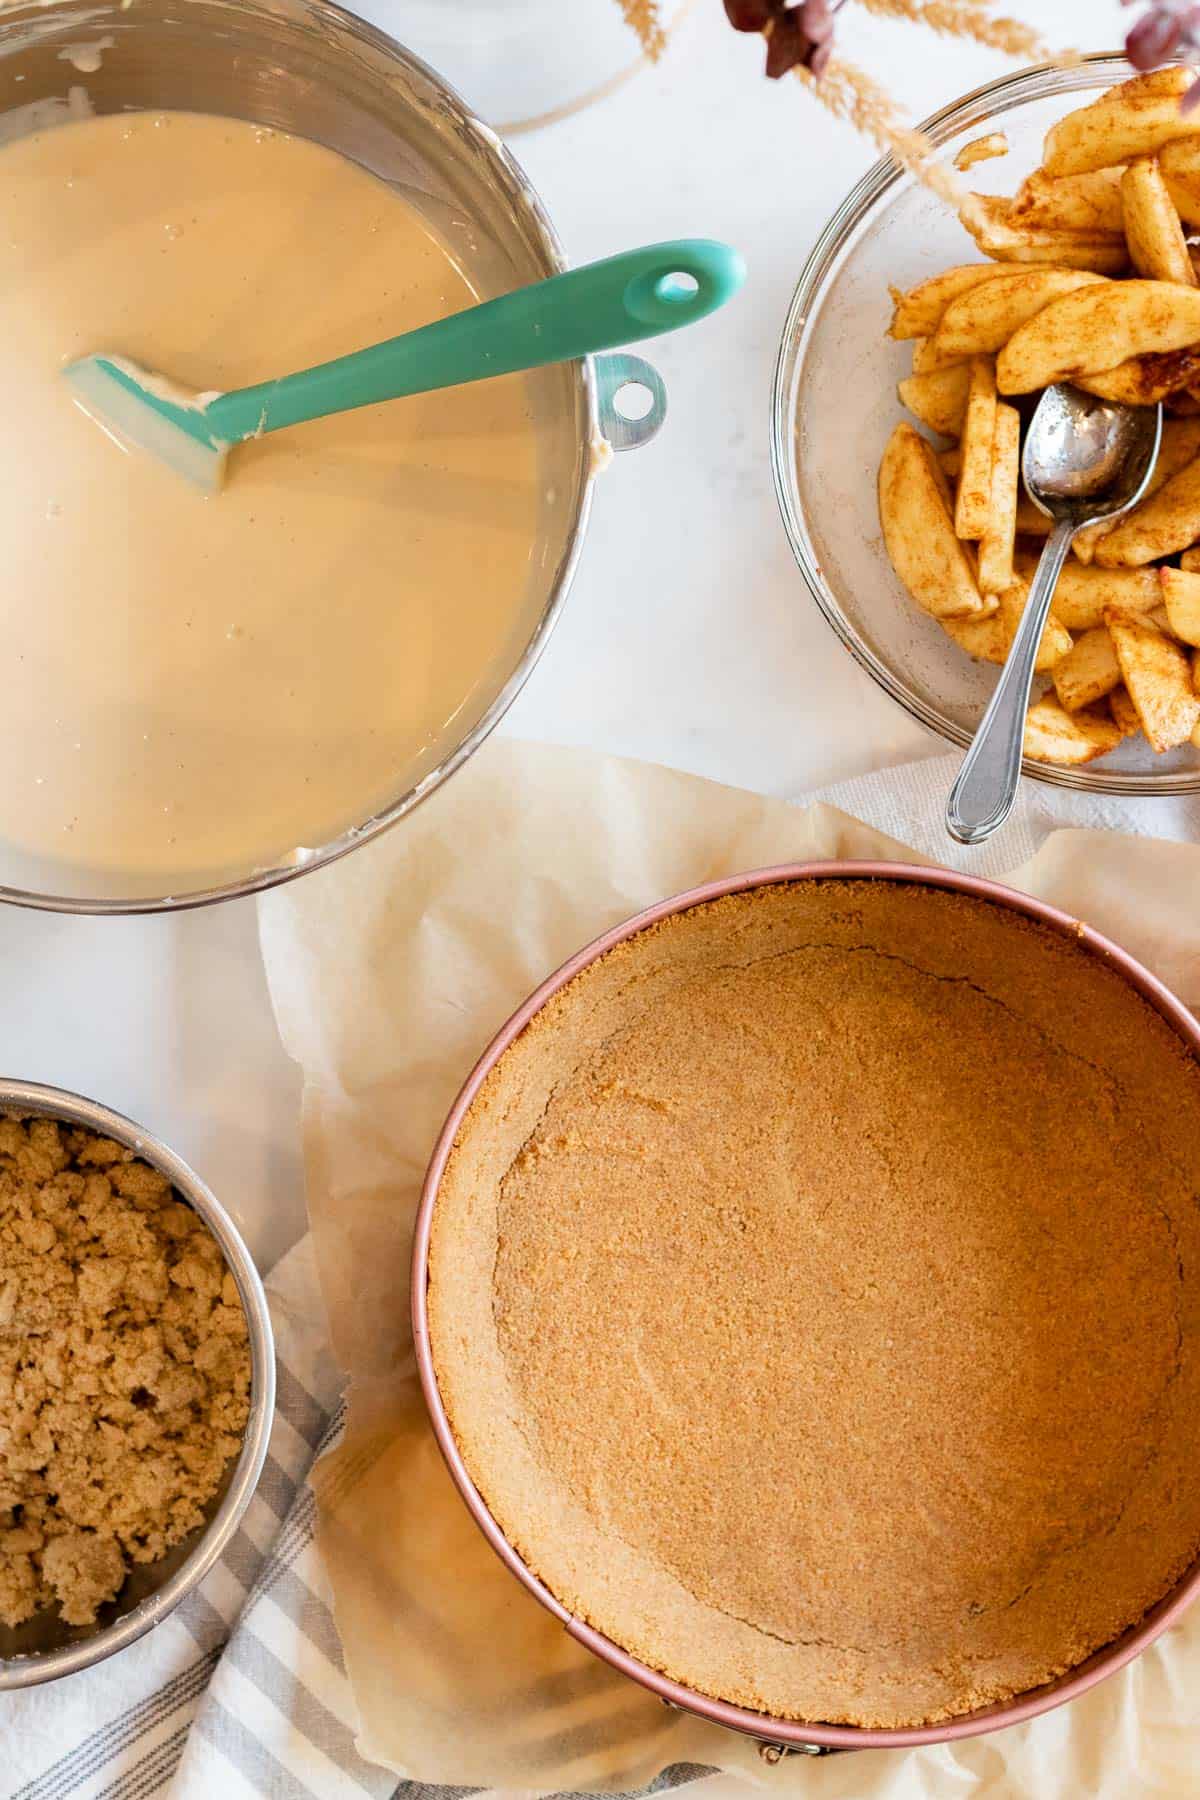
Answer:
[0,111,542,885]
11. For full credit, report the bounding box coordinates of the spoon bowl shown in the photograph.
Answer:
[946,384,1162,846]
[1023,383,1162,521]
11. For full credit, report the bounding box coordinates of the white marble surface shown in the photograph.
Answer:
[0,8,1131,1306]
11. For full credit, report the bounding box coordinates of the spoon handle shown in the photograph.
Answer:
[945,517,1075,846]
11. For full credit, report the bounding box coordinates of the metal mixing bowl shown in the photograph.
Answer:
[772,53,1200,800]
[0,1080,274,1690]
[412,863,1200,1753]
[0,0,663,913]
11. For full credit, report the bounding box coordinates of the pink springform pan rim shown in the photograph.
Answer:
[411,860,1200,1753]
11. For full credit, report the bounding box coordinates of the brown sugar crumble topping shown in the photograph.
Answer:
[0,1116,251,1629]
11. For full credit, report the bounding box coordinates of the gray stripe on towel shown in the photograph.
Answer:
[92,1722,191,1800]
[590,1761,717,1800]
[260,1564,346,1671]
[12,1656,217,1800]
[245,1487,319,1609]
[193,1698,324,1799]
[179,1590,233,1658]
[218,1625,389,1795]
[274,1364,328,1450]
[220,1523,272,1597]
[256,1450,303,1521]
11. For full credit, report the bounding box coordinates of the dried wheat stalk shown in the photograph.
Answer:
[617,0,1077,201]
[620,0,668,59]
[794,57,963,203]
[853,0,1048,61]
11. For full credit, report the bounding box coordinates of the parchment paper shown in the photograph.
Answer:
[257,737,1200,1798]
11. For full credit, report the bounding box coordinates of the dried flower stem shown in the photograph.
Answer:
[794,56,963,203]
[853,0,1048,60]
[620,0,668,58]
[618,0,1072,203]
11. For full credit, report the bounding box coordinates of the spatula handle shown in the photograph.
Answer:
[206,240,745,442]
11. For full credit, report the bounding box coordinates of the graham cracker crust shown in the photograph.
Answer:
[429,879,1200,1729]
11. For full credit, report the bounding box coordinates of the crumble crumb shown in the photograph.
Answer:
[0,1116,251,1629]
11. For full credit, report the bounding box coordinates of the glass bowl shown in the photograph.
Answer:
[772,52,1200,797]
[368,0,698,135]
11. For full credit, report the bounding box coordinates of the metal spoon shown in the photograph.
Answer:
[945,383,1162,846]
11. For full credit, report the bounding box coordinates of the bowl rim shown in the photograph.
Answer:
[0,1078,275,1690]
[0,0,599,915]
[770,50,1200,799]
[411,859,1200,1750]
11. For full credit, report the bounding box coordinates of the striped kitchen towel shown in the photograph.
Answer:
[3,1236,713,1800]
[3,1236,404,1800]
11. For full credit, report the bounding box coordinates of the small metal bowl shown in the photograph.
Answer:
[413,863,1200,1752]
[0,1079,274,1690]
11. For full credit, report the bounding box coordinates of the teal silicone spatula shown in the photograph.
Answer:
[64,238,745,494]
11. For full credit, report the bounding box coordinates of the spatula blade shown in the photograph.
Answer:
[63,354,229,493]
